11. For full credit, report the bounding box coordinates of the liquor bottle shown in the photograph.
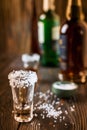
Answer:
[38,0,60,67]
[58,0,87,83]
[31,0,40,54]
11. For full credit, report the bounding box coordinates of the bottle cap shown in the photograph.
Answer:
[52,81,78,98]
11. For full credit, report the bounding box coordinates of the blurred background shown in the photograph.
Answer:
[0,0,87,56]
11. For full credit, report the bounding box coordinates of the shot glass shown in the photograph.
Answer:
[21,53,40,73]
[8,70,37,122]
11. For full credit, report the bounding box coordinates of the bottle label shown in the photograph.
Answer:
[51,40,59,52]
[52,26,60,40]
[38,21,44,44]
[59,35,67,70]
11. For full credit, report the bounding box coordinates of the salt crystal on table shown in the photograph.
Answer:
[34,90,76,123]
[65,110,68,114]
[34,113,38,117]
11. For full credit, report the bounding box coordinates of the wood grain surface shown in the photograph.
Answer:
[0,56,87,130]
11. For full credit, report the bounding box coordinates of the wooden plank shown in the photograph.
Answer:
[0,88,19,130]
[19,119,40,130]
[0,55,16,95]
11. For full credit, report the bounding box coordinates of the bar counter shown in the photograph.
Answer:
[0,55,87,130]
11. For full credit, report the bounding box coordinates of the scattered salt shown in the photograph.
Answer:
[57,107,61,110]
[64,123,68,128]
[65,110,68,114]
[63,116,65,120]
[53,125,55,127]
[34,90,76,123]
[38,123,40,126]
[42,115,45,119]
[54,120,57,123]
[64,123,68,126]
[37,103,62,119]
[70,106,75,112]
[34,113,38,117]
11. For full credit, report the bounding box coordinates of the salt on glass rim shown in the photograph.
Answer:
[8,70,38,88]
[21,53,40,63]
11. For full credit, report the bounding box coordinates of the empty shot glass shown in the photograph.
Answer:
[8,70,37,122]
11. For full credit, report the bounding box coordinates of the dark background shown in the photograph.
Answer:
[0,0,87,56]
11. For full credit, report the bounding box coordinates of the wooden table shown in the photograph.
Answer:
[0,55,87,130]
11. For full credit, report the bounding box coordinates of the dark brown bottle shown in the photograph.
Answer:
[31,0,40,54]
[58,0,87,83]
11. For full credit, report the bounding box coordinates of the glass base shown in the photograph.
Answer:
[14,113,33,122]
[13,103,33,122]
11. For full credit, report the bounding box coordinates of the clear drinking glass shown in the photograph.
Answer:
[8,70,37,122]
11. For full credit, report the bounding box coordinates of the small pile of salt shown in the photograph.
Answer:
[34,90,75,122]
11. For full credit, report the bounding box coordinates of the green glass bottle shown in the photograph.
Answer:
[38,0,60,67]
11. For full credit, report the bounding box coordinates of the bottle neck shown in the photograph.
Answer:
[68,0,81,6]
[43,0,55,12]
[66,0,84,20]
[32,0,36,16]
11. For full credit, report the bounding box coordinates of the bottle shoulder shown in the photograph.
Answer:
[60,19,87,34]
[38,10,60,21]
